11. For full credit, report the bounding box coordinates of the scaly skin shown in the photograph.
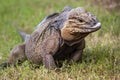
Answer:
[0,6,101,69]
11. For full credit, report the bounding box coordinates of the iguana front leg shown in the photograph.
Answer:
[69,39,85,63]
[40,29,61,69]
[42,54,56,69]
[69,50,83,63]
[0,43,27,69]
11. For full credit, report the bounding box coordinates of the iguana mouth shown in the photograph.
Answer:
[79,22,101,33]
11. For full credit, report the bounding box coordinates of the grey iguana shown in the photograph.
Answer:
[1,6,101,69]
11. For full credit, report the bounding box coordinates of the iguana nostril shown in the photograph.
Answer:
[91,18,98,26]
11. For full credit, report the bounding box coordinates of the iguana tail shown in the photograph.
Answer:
[12,24,30,41]
[17,29,30,41]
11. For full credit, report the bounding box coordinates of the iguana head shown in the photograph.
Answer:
[61,7,101,41]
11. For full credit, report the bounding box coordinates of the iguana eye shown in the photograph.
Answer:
[77,19,84,23]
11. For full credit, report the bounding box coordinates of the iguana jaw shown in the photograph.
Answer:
[61,21,101,41]
[63,19,101,33]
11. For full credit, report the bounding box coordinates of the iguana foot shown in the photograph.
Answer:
[42,54,56,69]
[0,62,11,70]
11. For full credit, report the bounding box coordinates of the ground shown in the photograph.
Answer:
[0,0,120,80]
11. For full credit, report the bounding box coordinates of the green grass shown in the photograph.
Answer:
[0,0,120,80]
